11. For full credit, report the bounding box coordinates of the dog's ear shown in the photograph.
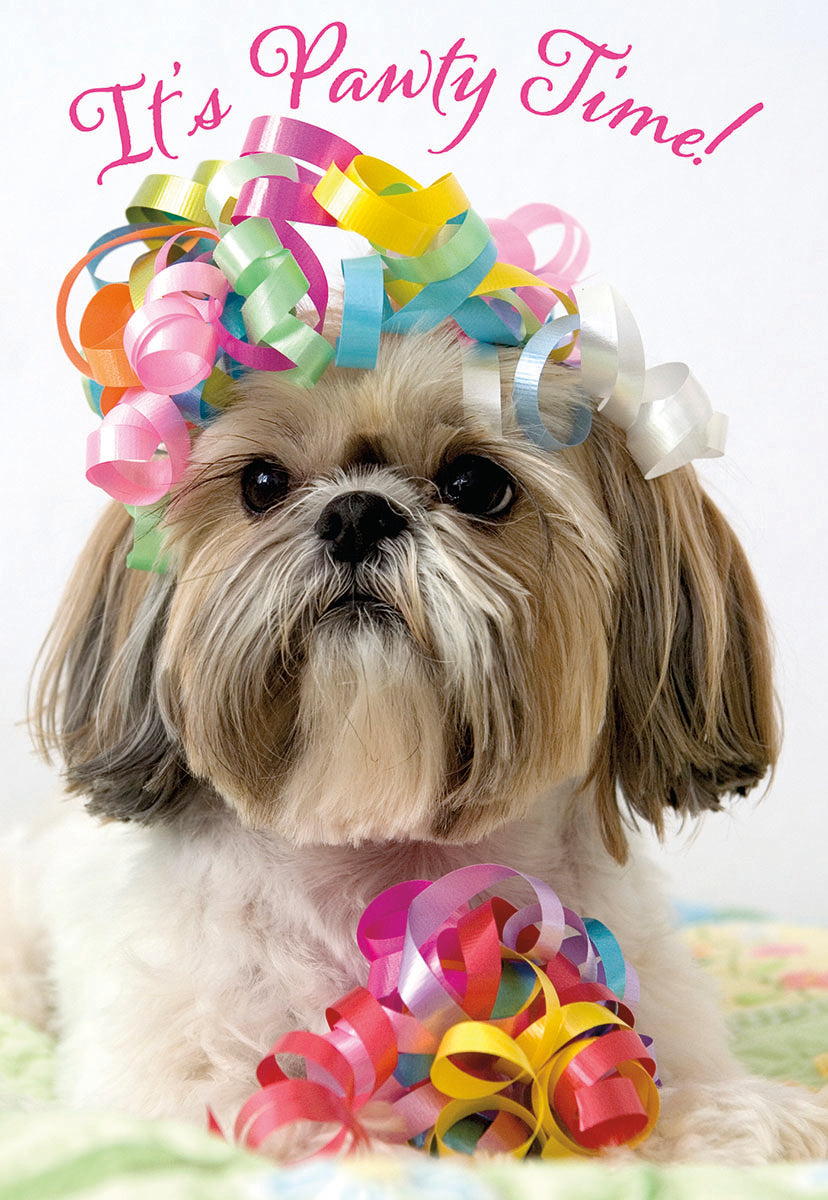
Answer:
[584,419,780,860]
[30,503,200,822]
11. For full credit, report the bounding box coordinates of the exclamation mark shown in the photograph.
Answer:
[693,101,764,164]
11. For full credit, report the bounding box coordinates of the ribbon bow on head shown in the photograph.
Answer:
[57,116,727,568]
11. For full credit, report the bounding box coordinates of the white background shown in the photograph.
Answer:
[2,0,826,920]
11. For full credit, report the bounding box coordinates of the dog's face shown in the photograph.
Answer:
[156,334,616,845]
[34,330,778,858]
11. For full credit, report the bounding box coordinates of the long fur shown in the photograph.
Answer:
[5,327,825,1162]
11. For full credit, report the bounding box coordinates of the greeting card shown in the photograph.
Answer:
[3,0,826,924]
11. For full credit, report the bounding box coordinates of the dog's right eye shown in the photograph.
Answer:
[241,459,290,514]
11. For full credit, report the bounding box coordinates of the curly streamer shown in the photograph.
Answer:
[222,863,660,1160]
[57,115,727,567]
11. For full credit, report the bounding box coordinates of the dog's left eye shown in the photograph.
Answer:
[436,455,517,518]
[241,459,290,514]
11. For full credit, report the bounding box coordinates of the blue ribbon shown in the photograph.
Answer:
[336,255,388,368]
[512,314,591,451]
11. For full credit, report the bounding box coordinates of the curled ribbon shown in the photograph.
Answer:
[85,388,191,507]
[215,217,334,386]
[223,863,659,1160]
[573,281,727,479]
[310,155,579,368]
[124,245,230,395]
[58,115,728,566]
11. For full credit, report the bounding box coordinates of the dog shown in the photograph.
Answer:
[3,327,827,1162]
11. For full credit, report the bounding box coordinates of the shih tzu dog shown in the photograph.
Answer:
[3,328,827,1162]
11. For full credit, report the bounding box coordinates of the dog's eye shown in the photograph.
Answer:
[436,455,517,518]
[241,459,290,514]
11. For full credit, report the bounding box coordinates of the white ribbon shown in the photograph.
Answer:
[575,282,644,432]
[461,342,503,436]
[205,153,299,234]
[574,280,727,478]
[630,363,728,479]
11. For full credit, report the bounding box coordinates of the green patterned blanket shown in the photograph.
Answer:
[0,917,826,1200]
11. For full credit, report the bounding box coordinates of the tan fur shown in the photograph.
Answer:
[576,418,779,858]
[31,502,151,768]
[31,328,777,859]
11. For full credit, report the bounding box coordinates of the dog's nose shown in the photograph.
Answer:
[316,492,408,563]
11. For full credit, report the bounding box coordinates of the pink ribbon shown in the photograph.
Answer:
[123,236,230,395]
[233,117,364,336]
[223,862,657,1159]
[86,388,191,505]
[487,203,590,324]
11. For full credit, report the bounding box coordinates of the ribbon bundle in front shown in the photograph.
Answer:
[225,863,659,1159]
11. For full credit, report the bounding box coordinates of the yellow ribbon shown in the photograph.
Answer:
[313,156,470,256]
[421,948,661,1158]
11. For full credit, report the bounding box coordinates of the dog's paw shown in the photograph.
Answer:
[251,1099,416,1165]
[642,1077,828,1164]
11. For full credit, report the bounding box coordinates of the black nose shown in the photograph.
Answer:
[315,491,408,563]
